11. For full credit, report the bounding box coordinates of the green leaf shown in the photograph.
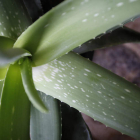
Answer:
[61,102,92,140]
[33,52,140,139]
[0,63,30,140]
[14,0,140,66]
[0,80,4,99]
[0,0,32,40]
[23,0,43,22]
[0,37,16,77]
[20,57,48,113]
[0,48,32,67]
[30,91,61,140]
[0,67,8,80]
[0,36,15,49]
[73,27,140,54]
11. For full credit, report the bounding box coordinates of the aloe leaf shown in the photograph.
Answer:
[0,36,15,49]
[20,57,48,113]
[0,0,32,40]
[0,36,15,79]
[0,63,30,140]
[74,27,140,54]
[0,67,8,80]
[0,48,32,67]
[61,102,92,140]
[23,0,43,22]
[14,0,140,66]
[30,91,61,140]
[0,80,4,99]
[33,52,140,139]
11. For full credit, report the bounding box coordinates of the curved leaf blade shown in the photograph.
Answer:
[0,36,15,50]
[73,27,140,54]
[0,48,32,67]
[30,91,61,140]
[0,0,32,39]
[0,80,4,99]
[61,102,92,140]
[20,57,48,113]
[33,52,140,139]
[0,67,8,80]
[14,0,140,66]
[0,64,30,140]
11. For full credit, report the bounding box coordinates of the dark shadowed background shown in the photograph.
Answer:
[82,18,140,140]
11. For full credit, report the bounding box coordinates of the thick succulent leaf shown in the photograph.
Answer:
[0,80,4,99]
[0,36,15,49]
[74,27,140,54]
[0,48,32,67]
[0,36,15,80]
[0,67,8,80]
[30,91,61,140]
[20,57,48,113]
[61,102,92,140]
[0,0,32,40]
[0,63,30,140]
[33,52,140,140]
[23,0,43,22]
[14,0,140,66]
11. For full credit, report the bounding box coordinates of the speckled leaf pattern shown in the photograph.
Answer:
[0,48,31,67]
[73,27,140,54]
[61,102,92,140]
[33,52,140,139]
[0,64,30,140]
[0,0,31,40]
[30,91,61,140]
[14,0,140,66]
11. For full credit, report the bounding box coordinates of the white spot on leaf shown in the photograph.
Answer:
[116,2,124,7]
[82,19,87,22]
[72,100,76,103]
[97,74,102,77]
[125,89,130,92]
[94,13,99,17]
[129,0,137,2]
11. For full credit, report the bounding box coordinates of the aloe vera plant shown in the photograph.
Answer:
[0,0,140,140]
